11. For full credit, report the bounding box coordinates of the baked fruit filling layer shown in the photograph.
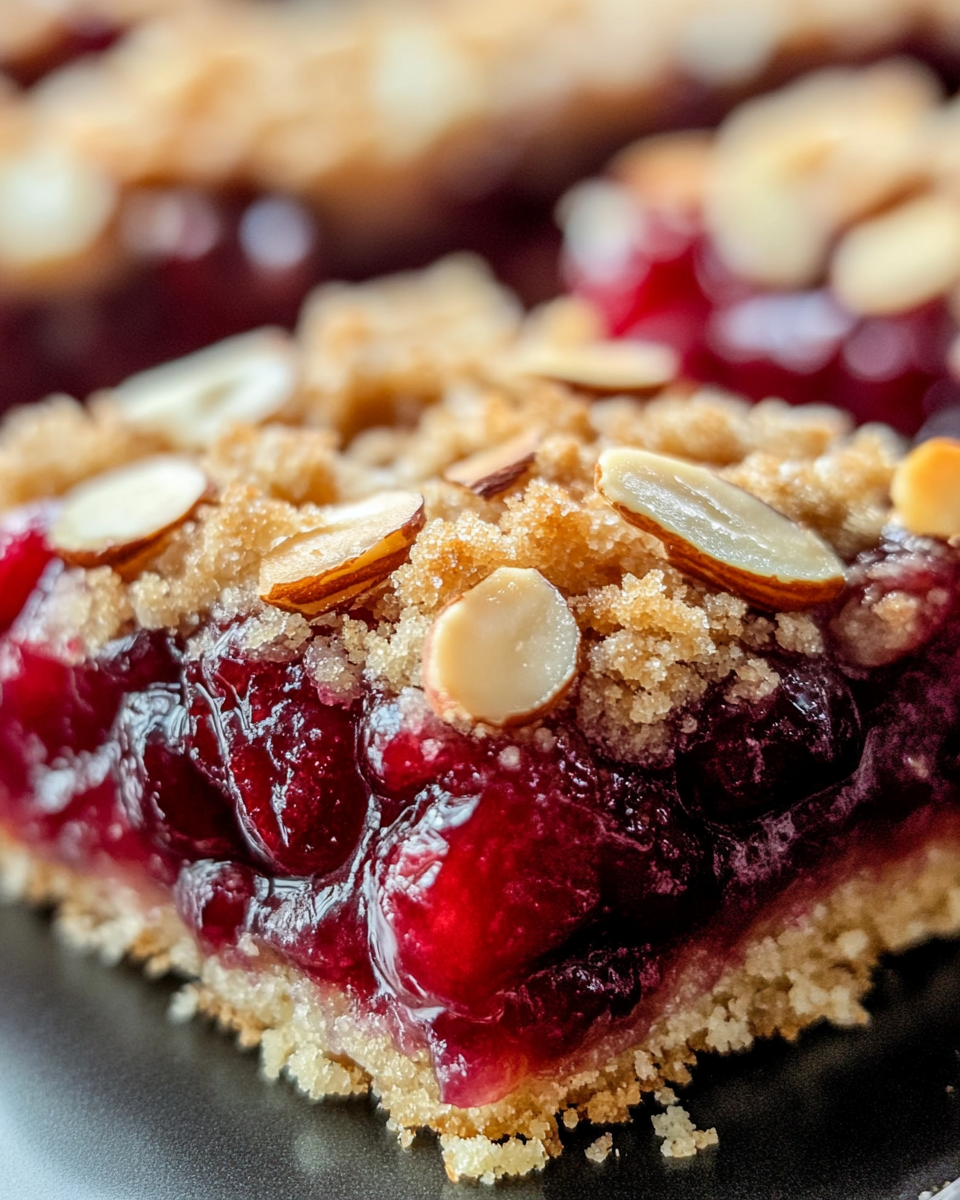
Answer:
[562,61,960,436]
[2,259,960,1149]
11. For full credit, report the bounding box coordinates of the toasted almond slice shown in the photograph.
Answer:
[50,455,208,568]
[891,437,960,538]
[111,328,299,449]
[423,567,580,727]
[443,431,540,498]
[259,490,425,616]
[515,340,678,394]
[830,193,960,317]
[595,447,845,610]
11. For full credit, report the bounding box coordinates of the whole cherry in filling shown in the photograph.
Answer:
[184,632,370,877]
[116,685,242,861]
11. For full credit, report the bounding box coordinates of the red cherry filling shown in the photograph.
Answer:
[369,742,605,1011]
[115,686,241,861]
[0,627,179,872]
[0,509,53,633]
[174,860,264,955]
[1,520,960,1108]
[184,637,370,877]
[565,208,958,435]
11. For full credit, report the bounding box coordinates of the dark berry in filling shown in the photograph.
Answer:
[675,657,863,822]
[565,208,958,435]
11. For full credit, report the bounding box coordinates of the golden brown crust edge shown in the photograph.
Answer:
[4,824,960,1181]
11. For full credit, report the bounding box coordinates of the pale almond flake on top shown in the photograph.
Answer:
[595,447,846,611]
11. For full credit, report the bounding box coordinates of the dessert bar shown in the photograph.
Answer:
[562,58,960,436]
[2,257,960,1180]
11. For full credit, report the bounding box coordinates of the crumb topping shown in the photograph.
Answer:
[0,257,903,761]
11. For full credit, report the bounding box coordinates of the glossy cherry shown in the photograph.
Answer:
[184,637,370,877]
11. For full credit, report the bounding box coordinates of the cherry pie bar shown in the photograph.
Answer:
[562,58,960,437]
[2,254,960,1181]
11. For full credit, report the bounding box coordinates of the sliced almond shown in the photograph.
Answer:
[423,567,580,727]
[50,455,208,568]
[443,431,540,498]
[891,437,960,538]
[111,328,299,450]
[830,193,960,316]
[595,447,845,610]
[259,490,425,616]
[515,340,678,394]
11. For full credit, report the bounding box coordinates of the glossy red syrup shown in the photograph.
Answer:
[1,512,960,1107]
[566,207,960,435]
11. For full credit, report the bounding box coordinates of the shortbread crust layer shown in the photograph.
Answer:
[4,813,960,1183]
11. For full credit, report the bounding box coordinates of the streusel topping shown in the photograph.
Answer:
[0,257,903,762]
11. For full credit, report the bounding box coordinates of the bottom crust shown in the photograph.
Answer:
[3,826,960,1183]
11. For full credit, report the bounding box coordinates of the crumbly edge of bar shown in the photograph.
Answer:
[0,0,959,293]
[3,824,960,1181]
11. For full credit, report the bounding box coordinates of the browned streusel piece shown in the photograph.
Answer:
[0,394,163,510]
[295,255,522,440]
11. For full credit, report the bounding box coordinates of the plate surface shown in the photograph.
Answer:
[2,900,960,1200]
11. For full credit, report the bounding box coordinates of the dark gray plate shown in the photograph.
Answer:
[2,900,960,1200]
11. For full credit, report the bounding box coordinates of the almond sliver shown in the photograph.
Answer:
[50,454,208,567]
[516,340,678,393]
[595,447,845,610]
[423,566,580,727]
[112,328,299,449]
[259,490,425,615]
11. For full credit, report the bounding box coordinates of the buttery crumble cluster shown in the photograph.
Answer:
[0,255,902,765]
